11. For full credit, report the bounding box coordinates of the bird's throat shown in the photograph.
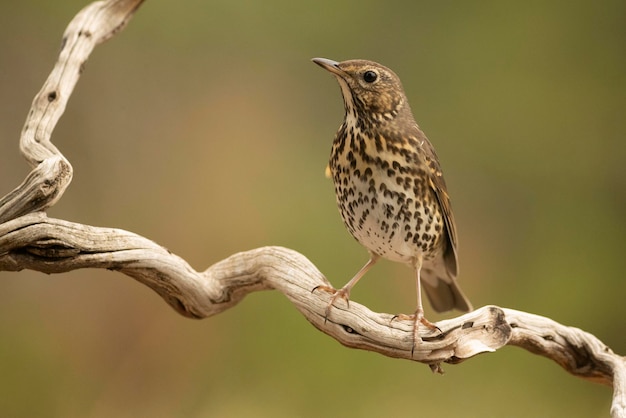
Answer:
[335,77,356,119]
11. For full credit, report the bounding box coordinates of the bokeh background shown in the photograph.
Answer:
[1,0,625,417]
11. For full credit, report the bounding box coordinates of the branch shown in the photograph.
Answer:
[1,213,625,416]
[0,0,144,224]
[0,1,624,417]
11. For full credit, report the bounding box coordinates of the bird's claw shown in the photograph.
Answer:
[311,285,351,323]
[311,284,336,294]
[391,311,442,357]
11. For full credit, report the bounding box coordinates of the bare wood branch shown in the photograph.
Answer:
[0,212,625,416]
[0,0,144,223]
[0,1,624,417]
[503,308,626,417]
[0,157,71,224]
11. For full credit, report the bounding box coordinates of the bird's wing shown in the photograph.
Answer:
[419,132,459,278]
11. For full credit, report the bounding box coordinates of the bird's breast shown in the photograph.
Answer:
[330,123,444,263]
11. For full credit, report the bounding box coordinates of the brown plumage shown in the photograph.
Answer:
[312,57,472,349]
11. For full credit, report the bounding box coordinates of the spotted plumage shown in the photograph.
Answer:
[312,58,472,350]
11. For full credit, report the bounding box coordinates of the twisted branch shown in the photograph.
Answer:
[0,1,624,417]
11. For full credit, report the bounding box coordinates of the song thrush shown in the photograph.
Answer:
[312,57,472,350]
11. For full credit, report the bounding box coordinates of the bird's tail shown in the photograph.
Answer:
[422,268,473,313]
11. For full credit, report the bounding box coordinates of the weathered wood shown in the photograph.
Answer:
[0,1,624,417]
[0,0,144,223]
[1,214,625,405]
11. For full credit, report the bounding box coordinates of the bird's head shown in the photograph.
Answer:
[312,58,409,123]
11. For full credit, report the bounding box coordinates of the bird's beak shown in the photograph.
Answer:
[312,57,345,77]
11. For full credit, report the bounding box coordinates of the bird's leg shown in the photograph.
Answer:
[313,254,380,321]
[411,255,440,353]
[394,255,440,355]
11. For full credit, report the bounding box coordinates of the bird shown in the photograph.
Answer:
[312,57,472,351]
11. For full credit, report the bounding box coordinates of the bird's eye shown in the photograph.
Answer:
[363,70,378,83]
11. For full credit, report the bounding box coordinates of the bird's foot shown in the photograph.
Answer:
[312,284,351,323]
[393,310,441,356]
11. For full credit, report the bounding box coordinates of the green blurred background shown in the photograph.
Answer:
[1,0,625,416]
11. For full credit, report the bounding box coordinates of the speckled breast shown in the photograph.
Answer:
[330,131,445,264]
